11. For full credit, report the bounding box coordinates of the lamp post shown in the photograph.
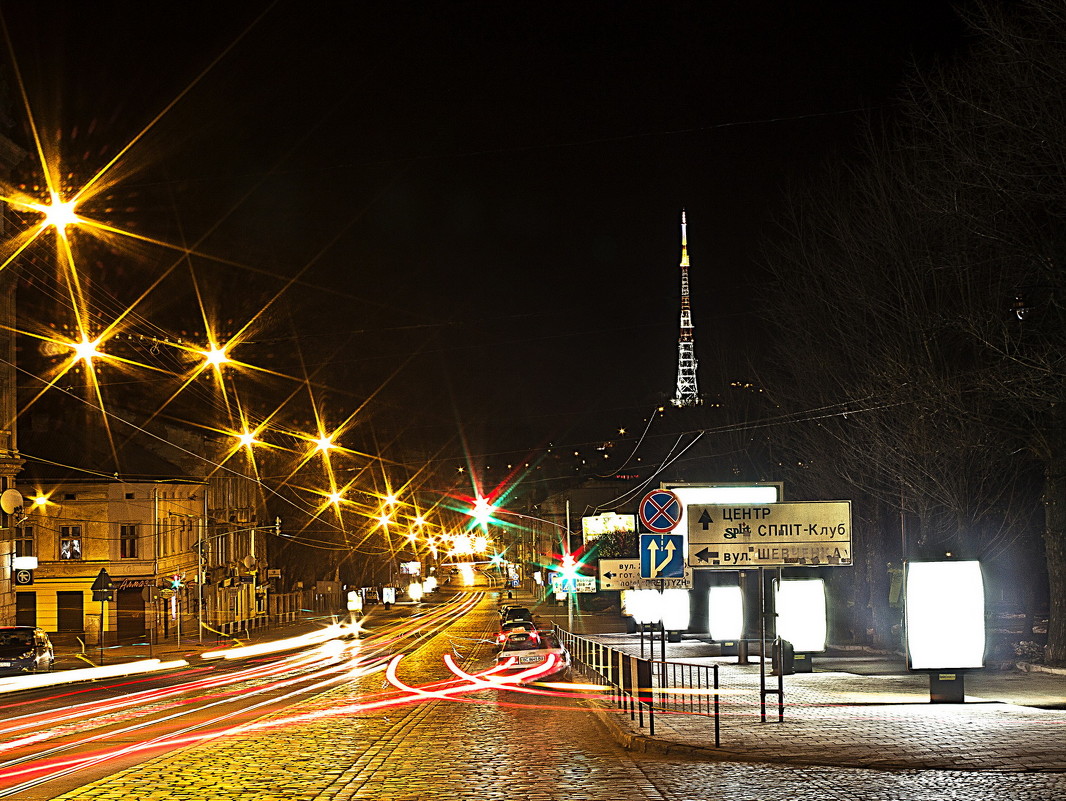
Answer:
[465,500,584,631]
[191,521,278,643]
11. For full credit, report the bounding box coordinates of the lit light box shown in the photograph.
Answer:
[905,560,985,670]
[708,586,744,641]
[775,578,827,653]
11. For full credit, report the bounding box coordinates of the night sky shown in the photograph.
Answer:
[2,1,967,484]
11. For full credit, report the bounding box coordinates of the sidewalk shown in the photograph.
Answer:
[520,595,1066,772]
[49,613,343,669]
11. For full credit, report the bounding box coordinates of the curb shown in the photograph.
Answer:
[583,699,720,761]
[584,698,794,766]
[1017,661,1066,676]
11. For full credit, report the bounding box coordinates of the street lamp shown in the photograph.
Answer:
[192,519,279,643]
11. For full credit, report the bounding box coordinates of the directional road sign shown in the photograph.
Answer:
[638,489,682,533]
[640,533,686,579]
[599,558,692,591]
[551,574,597,593]
[688,501,852,568]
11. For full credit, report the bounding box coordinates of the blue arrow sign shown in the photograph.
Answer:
[640,533,685,579]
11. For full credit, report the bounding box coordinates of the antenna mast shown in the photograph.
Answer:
[671,210,701,407]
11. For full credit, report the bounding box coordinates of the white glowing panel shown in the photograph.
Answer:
[668,484,779,542]
[905,561,985,670]
[661,589,690,631]
[708,586,744,641]
[621,589,661,625]
[775,579,827,653]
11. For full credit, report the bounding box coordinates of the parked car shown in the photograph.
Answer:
[495,619,538,645]
[495,631,571,682]
[502,606,533,623]
[0,626,54,674]
[498,604,515,620]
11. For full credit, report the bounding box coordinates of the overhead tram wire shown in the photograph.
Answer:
[4,356,361,535]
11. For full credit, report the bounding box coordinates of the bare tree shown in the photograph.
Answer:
[761,0,1063,656]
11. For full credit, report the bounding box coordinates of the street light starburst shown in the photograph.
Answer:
[201,344,230,368]
[71,336,102,364]
[31,192,80,231]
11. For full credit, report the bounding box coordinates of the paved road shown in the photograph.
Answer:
[42,591,1066,801]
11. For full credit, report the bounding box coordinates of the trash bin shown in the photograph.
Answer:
[772,639,794,676]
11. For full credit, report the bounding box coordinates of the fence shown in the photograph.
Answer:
[556,627,726,746]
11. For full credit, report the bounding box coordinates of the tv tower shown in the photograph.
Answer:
[671,210,702,407]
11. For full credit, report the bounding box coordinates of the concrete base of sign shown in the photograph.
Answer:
[929,672,965,703]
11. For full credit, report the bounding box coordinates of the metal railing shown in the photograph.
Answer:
[556,628,724,746]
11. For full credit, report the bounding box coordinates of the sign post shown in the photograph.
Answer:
[91,569,115,665]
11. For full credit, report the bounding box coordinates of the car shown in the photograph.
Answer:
[502,606,533,623]
[495,631,571,682]
[495,619,538,645]
[0,626,54,674]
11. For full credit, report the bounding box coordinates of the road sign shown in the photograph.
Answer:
[640,533,686,579]
[91,568,115,592]
[91,568,115,602]
[551,574,597,593]
[639,489,683,533]
[688,501,852,568]
[599,558,692,591]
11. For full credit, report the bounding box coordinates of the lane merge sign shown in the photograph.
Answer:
[639,489,682,533]
[640,533,687,579]
[687,501,852,568]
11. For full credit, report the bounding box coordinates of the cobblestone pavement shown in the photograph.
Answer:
[42,593,1066,801]
[575,630,1066,775]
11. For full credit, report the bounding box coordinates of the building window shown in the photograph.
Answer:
[14,526,33,558]
[60,526,83,560]
[120,524,138,559]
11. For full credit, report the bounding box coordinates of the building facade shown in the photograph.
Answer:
[13,479,202,644]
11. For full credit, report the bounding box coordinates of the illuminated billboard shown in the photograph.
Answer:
[905,561,985,670]
[775,578,827,653]
[582,512,636,544]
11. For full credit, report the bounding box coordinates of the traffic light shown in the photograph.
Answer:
[469,496,495,527]
[560,553,579,581]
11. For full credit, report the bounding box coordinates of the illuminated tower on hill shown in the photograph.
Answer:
[671,210,702,407]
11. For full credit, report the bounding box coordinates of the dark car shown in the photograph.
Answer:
[0,626,54,674]
[503,606,533,623]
